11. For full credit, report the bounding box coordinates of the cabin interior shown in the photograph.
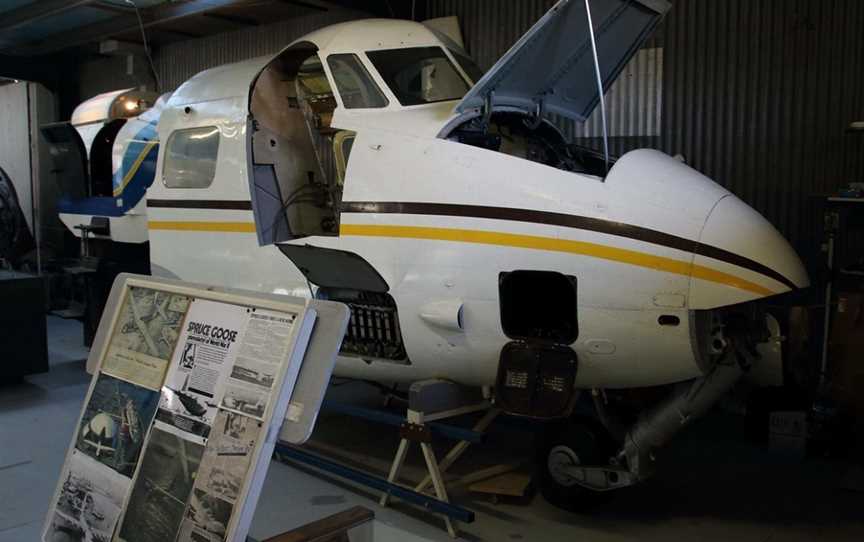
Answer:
[250,45,353,243]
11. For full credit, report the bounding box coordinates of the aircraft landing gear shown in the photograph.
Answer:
[535,418,620,511]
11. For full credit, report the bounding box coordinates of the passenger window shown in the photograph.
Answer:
[163,126,220,188]
[327,54,388,109]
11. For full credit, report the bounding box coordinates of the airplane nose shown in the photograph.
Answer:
[690,195,810,309]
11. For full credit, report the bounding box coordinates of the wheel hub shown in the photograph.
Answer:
[548,445,581,487]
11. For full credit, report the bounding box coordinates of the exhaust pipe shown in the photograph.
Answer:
[565,311,773,492]
[564,360,748,492]
[620,359,747,479]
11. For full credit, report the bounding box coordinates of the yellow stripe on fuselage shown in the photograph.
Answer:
[339,224,776,296]
[148,220,256,233]
[146,220,776,296]
[113,140,159,197]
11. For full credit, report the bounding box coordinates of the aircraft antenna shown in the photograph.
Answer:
[584,0,610,176]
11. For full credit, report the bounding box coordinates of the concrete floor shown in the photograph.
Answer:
[1,317,863,541]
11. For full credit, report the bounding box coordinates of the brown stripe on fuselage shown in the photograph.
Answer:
[144,198,797,290]
[340,201,797,290]
[147,199,253,210]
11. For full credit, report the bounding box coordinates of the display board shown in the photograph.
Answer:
[42,275,320,542]
[85,275,351,446]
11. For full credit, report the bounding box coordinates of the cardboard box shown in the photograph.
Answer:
[828,293,864,416]
[769,411,808,459]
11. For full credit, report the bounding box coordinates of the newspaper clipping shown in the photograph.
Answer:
[220,309,296,421]
[176,488,233,542]
[118,299,288,542]
[101,287,191,391]
[198,411,261,502]
[44,284,307,542]
[176,411,262,542]
[158,300,251,437]
[43,450,130,542]
[115,423,206,542]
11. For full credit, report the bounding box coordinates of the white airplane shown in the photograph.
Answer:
[42,86,161,248]
[49,0,809,509]
[80,412,119,457]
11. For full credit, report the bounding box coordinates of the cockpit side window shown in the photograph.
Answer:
[327,54,389,109]
[366,47,469,106]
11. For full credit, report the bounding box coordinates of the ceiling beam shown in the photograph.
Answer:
[90,1,136,15]
[276,0,387,16]
[0,0,96,33]
[279,0,329,12]
[20,0,262,55]
[202,12,260,27]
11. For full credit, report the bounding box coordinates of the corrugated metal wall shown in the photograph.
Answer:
[659,0,864,254]
[0,81,59,253]
[150,0,864,253]
[0,82,35,233]
[153,7,365,91]
[580,46,663,139]
[428,0,864,253]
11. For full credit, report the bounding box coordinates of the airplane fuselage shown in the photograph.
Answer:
[59,17,806,393]
[146,93,805,389]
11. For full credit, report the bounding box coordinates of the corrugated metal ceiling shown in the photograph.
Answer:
[1,7,115,46]
[101,0,168,8]
[0,0,371,56]
[0,0,39,16]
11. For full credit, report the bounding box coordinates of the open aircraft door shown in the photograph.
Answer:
[247,42,344,246]
[247,44,408,364]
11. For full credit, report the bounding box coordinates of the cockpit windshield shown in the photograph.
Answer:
[448,48,485,84]
[366,47,469,106]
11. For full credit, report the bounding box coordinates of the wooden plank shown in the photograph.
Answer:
[263,506,374,542]
[469,470,533,498]
[447,463,519,491]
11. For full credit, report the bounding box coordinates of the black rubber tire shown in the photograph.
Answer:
[536,418,614,512]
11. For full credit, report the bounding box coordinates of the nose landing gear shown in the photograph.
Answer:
[535,418,620,511]
[535,308,775,511]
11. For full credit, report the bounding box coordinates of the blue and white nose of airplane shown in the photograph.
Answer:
[690,194,810,309]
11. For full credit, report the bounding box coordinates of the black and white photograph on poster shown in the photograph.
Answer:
[43,450,130,542]
[195,411,262,504]
[44,512,83,542]
[219,383,267,420]
[101,288,191,391]
[158,299,252,437]
[228,359,274,389]
[176,489,233,542]
[115,425,205,542]
[110,287,191,359]
[157,375,219,439]
[74,374,160,477]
